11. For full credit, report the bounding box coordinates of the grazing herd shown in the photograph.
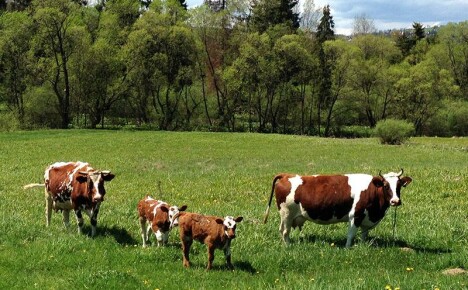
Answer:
[24,161,413,270]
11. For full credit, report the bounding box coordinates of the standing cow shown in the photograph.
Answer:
[178,212,243,270]
[24,161,115,237]
[264,169,412,247]
[137,195,187,247]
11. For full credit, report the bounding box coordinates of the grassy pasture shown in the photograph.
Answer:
[0,130,466,290]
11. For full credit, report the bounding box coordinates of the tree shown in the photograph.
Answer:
[0,12,32,124]
[124,0,197,130]
[348,35,401,127]
[250,0,300,33]
[316,4,334,135]
[300,0,320,33]
[31,0,82,128]
[352,13,376,36]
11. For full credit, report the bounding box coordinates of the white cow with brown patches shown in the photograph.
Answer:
[137,195,187,247]
[24,161,115,237]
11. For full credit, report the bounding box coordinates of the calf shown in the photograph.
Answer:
[178,212,243,270]
[24,161,115,237]
[137,195,187,247]
[264,169,412,247]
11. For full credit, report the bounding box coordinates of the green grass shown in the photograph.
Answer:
[0,130,467,289]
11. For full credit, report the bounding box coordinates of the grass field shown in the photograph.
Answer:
[0,130,467,289]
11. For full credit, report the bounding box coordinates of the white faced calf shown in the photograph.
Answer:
[178,212,243,270]
[137,196,187,247]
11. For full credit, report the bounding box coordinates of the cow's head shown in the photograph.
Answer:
[373,169,412,206]
[168,205,188,228]
[216,216,243,239]
[76,170,115,203]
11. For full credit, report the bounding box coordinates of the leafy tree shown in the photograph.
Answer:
[348,35,401,127]
[30,0,82,128]
[0,12,32,124]
[124,0,197,129]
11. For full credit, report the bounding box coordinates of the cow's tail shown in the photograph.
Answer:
[263,174,283,224]
[23,183,45,190]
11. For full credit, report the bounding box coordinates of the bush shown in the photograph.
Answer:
[374,119,415,145]
[0,111,20,132]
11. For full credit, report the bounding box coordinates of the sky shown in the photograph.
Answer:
[186,0,468,35]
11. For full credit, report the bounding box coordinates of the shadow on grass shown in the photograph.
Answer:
[189,261,256,273]
[91,225,139,246]
[299,234,452,254]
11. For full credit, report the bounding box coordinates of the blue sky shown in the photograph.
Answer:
[186,0,468,35]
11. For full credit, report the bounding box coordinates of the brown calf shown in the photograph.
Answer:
[137,195,187,247]
[178,212,243,270]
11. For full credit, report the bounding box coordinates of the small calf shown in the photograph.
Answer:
[137,195,187,247]
[178,212,243,270]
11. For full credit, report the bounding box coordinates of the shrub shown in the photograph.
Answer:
[374,119,415,145]
[0,111,20,132]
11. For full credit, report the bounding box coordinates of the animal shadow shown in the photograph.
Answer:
[96,225,139,245]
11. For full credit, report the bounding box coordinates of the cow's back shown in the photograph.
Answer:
[46,162,89,195]
[179,213,221,243]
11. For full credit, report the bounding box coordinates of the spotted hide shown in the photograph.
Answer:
[137,195,187,247]
[263,169,412,247]
[24,161,115,237]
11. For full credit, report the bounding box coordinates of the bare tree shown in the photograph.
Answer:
[352,13,376,36]
[300,0,321,33]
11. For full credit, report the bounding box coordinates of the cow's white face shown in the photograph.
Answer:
[168,206,180,227]
[76,171,115,203]
[383,171,403,206]
[223,216,243,239]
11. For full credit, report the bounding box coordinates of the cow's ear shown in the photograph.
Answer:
[179,205,188,211]
[102,172,115,181]
[401,177,412,187]
[76,173,88,183]
[215,218,224,224]
[234,216,243,223]
[160,205,169,212]
[372,177,384,187]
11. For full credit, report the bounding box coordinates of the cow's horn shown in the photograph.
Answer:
[397,168,404,177]
[101,170,111,174]
[78,171,89,176]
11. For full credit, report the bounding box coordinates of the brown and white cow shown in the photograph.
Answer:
[264,169,412,247]
[178,212,243,270]
[137,195,187,247]
[24,161,115,237]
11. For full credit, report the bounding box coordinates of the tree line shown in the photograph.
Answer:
[0,0,467,136]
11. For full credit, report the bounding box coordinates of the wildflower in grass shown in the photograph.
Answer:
[385,285,392,290]
[406,267,414,272]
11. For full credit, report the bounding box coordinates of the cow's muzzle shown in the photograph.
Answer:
[390,198,401,206]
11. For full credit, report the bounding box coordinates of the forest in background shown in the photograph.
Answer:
[0,0,467,136]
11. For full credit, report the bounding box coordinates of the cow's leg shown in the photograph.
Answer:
[75,209,84,234]
[89,207,100,237]
[207,245,215,270]
[155,230,164,247]
[279,206,292,246]
[181,236,192,268]
[62,209,70,228]
[223,241,233,269]
[139,218,148,247]
[361,228,369,242]
[45,190,52,227]
[346,222,358,247]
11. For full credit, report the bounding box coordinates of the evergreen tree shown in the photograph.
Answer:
[316,5,335,136]
[250,0,300,33]
[316,5,334,44]
[413,22,425,40]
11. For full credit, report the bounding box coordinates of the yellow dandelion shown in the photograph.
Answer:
[434,287,440,290]
[406,267,414,272]
[331,242,335,247]
[385,285,392,290]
